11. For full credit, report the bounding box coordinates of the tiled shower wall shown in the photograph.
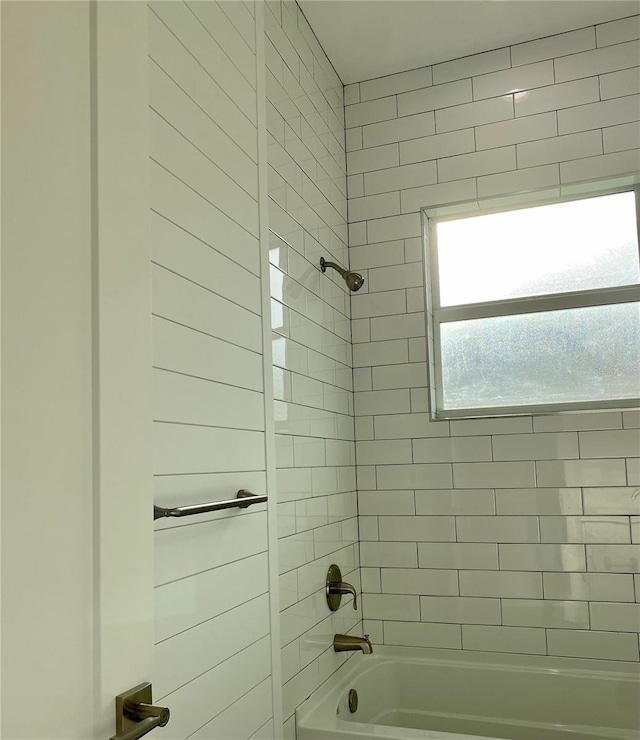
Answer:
[346,16,640,663]
[264,1,361,734]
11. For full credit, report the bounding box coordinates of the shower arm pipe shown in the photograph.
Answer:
[320,257,348,278]
[153,490,267,520]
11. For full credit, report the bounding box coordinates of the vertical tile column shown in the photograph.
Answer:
[264,1,362,735]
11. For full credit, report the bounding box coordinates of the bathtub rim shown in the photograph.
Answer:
[296,644,640,739]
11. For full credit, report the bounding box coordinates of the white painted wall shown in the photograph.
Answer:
[92,2,153,733]
[345,16,640,663]
[1,1,154,737]
[1,3,95,734]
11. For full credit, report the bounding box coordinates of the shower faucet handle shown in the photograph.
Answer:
[326,564,359,611]
[328,581,358,610]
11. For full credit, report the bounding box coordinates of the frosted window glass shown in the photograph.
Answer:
[440,303,640,410]
[437,192,640,307]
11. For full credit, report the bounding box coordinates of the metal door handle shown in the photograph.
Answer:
[110,716,168,740]
[124,703,169,724]
[110,683,170,740]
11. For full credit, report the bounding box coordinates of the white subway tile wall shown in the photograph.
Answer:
[347,16,640,663]
[149,2,274,736]
[265,1,361,732]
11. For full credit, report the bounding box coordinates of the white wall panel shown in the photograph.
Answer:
[153,369,264,431]
[155,513,269,586]
[151,113,259,234]
[150,62,258,194]
[149,3,277,737]
[152,316,263,392]
[152,264,262,351]
[155,594,270,697]
[1,4,95,734]
[157,636,271,738]
[190,679,273,740]
[155,552,269,642]
[149,8,257,158]
[151,214,261,313]
[151,1,257,121]
[151,163,260,274]
[153,423,264,475]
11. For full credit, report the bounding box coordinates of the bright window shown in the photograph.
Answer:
[424,187,640,419]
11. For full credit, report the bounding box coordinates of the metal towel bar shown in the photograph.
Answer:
[154,490,267,520]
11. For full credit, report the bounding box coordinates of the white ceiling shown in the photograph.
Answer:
[298,0,640,84]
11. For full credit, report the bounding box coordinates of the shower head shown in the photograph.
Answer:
[344,271,365,292]
[320,257,365,292]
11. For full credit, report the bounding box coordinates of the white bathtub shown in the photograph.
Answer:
[296,646,640,740]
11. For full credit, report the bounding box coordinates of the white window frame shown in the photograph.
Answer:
[423,182,640,421]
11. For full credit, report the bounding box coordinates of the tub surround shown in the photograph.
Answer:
[346,14,640,664]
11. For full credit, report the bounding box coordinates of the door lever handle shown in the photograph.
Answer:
[124,702,170,724]
[110,683,170,740]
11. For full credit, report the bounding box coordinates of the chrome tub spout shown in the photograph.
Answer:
[333,634,373,654]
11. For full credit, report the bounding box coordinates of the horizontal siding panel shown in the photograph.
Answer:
[150,3,271,735]
[153,368,264,431]
[155,513,268,587]
[151,213,261,315]
[152,316,262,392]
[153,423,265,475]
[151,111,259,235]
[190,678,273,740]
[150,2,257,122]
[187,1,257,87]
[152,264,262,352]
[150,61,258,195]
[156,636,271,737]
[218,0,256,51]
[156,552,268,642]
[155,593,270,697]
[149,11,257,159]
[151,162,260,275]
